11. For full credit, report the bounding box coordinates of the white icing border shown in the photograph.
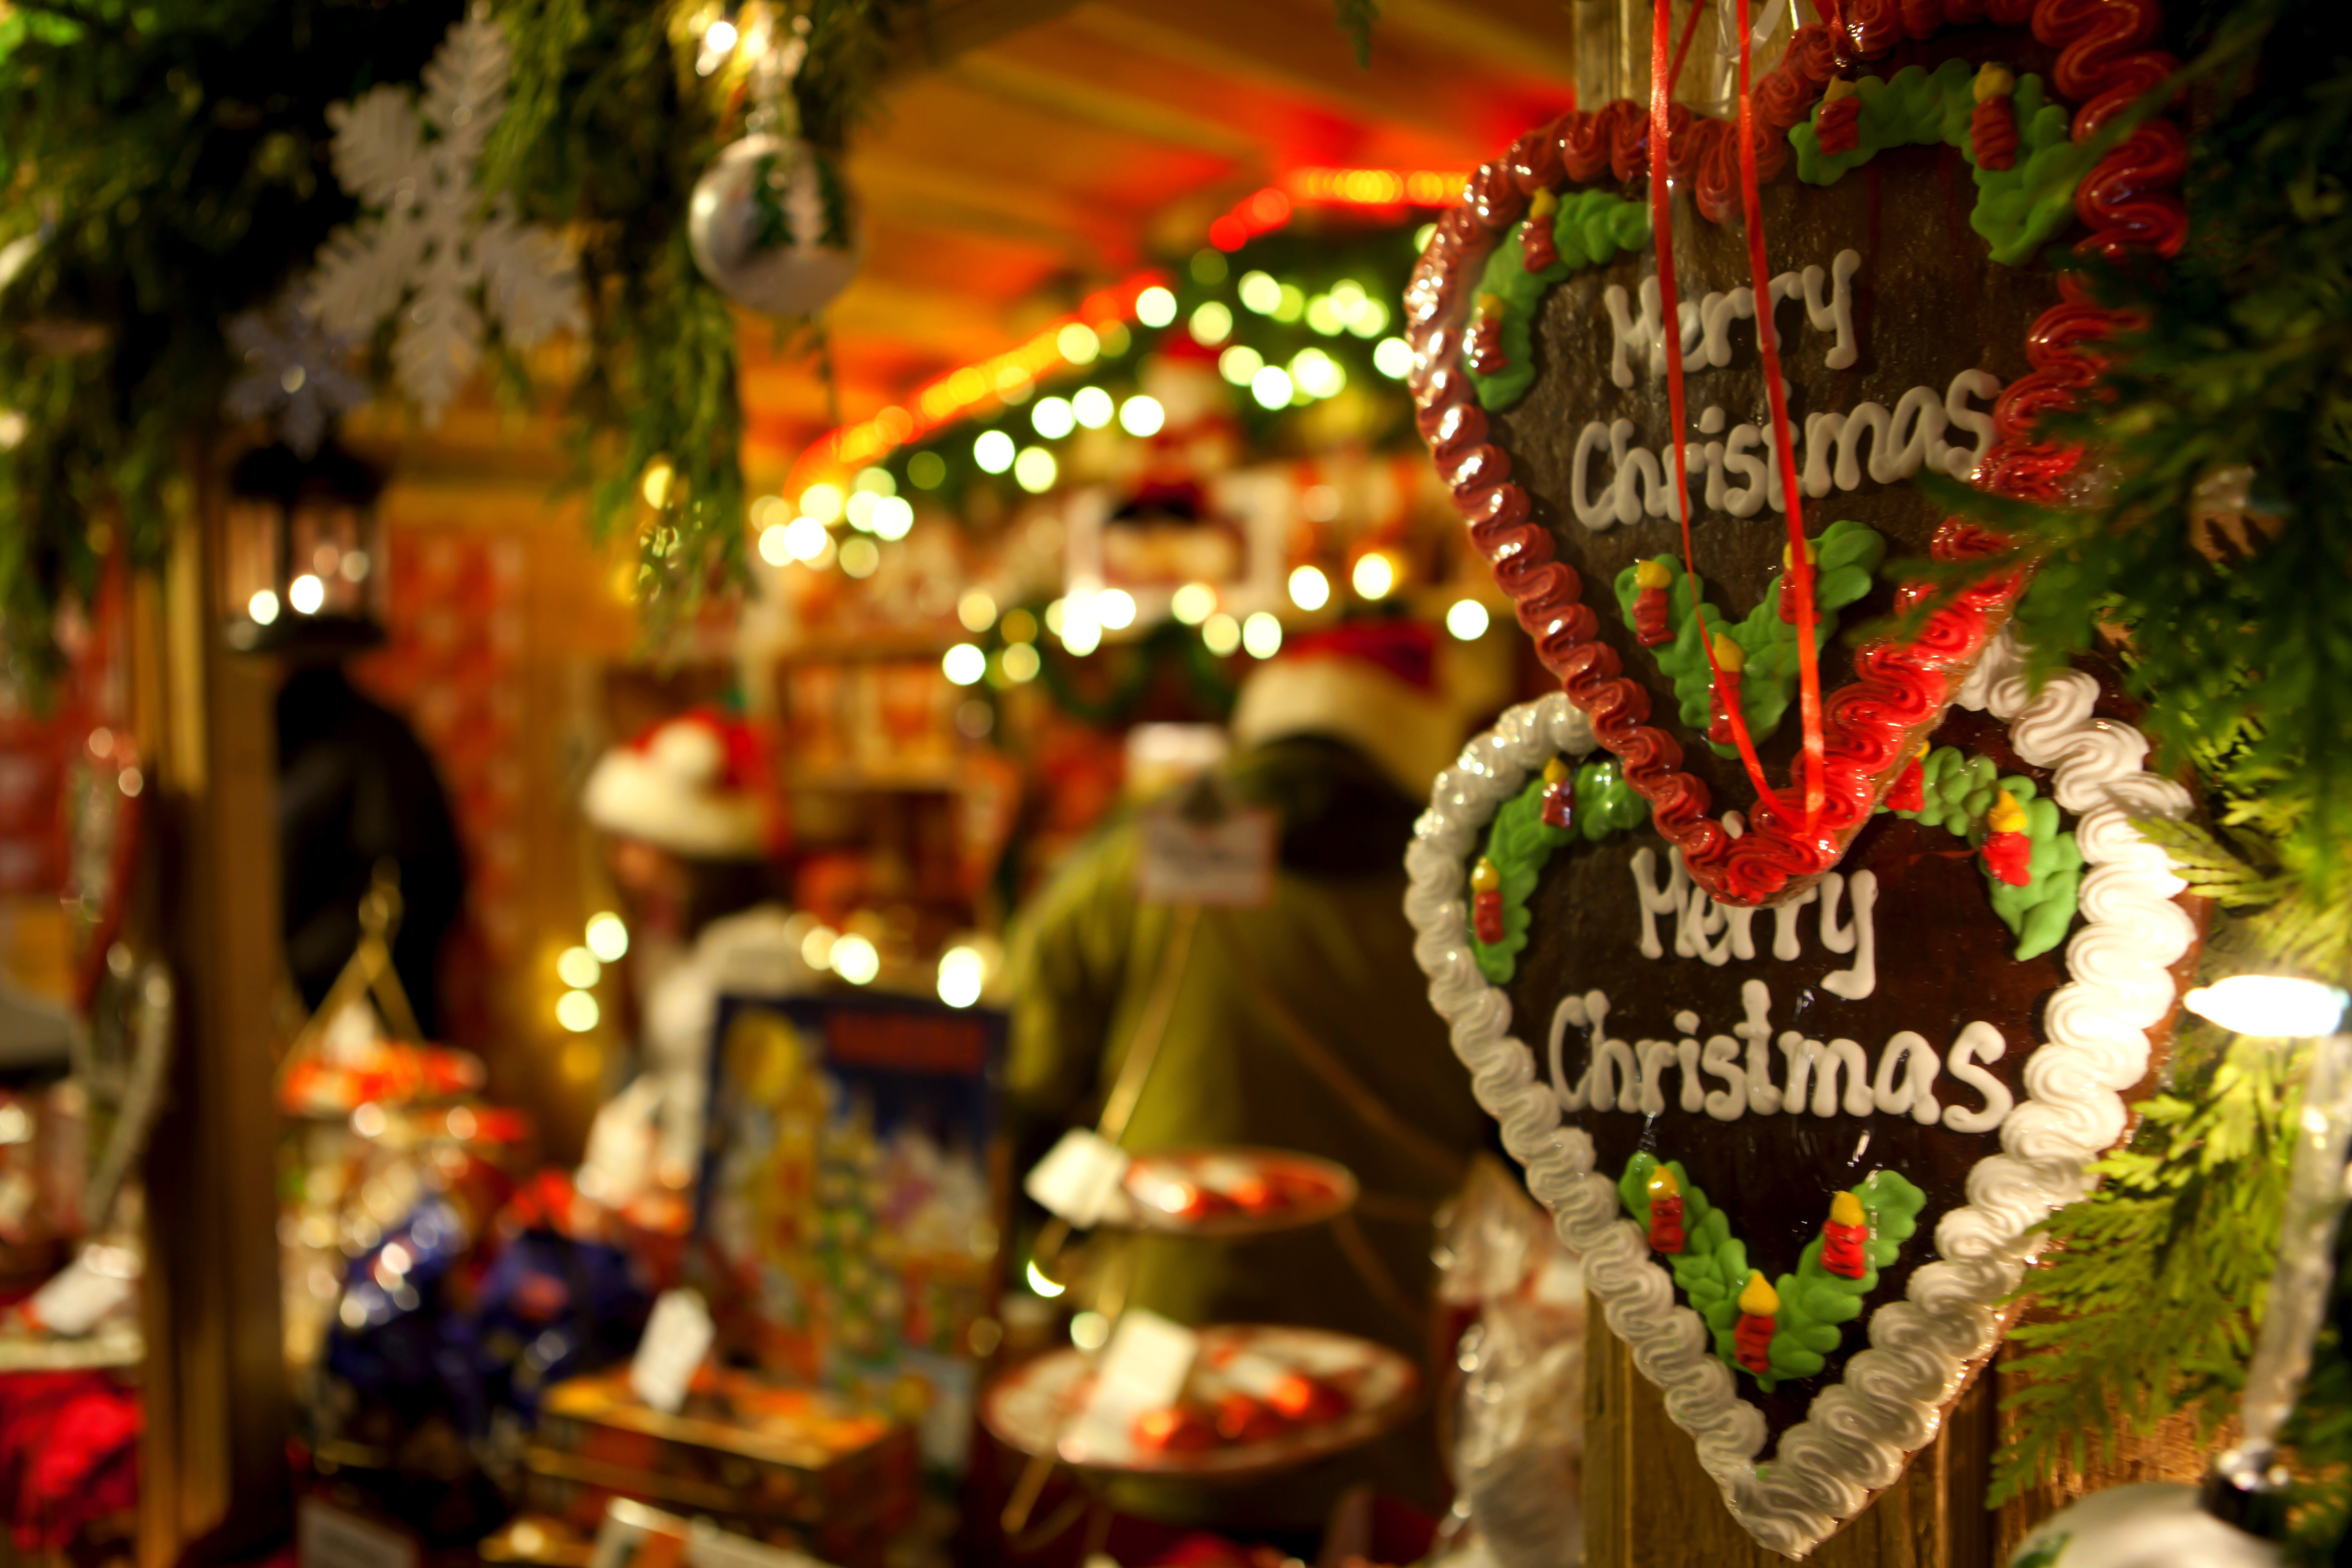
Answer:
[1403,626,2197,1558]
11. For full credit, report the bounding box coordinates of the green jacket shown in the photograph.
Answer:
[1005,738,1490,1521]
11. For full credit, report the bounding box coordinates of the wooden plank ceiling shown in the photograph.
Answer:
[736,0,1579,475]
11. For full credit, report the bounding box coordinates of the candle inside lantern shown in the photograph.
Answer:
[1632,558,1674,646]
[1981,789,2032,887]
[1470,856,1505,944]
[1734,1270,1778,1375]
[1540,756,1576,830]
[1707,638,1747,745]
[1646,1164,1686,1254]
[1821,1189,1869,1279]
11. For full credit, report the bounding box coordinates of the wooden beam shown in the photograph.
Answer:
[946,52,1264,161]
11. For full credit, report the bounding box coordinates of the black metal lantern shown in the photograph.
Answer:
[222,442,387,654]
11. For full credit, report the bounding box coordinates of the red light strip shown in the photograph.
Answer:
[787,168,1468,490]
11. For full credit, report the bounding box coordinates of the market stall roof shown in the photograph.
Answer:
[736,0,1579,470]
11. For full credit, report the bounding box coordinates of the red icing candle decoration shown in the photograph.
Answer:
[1521,188,1560,271]
[1646,1164,1686,1254]
[1777,538,1816,626]
[1539,756,1576,830]
[1706,638,1747,745]
[1970,64,2019,172]
[1733,1271,1778,1375]
[1815,79,1862,157]
[1632,558,1675,647]
[1470,857,1505,944]
[1982,789,2032,887]
[1465,292,1509,375]
[1821,1189,1869,1279]
[1886,740,1928,814]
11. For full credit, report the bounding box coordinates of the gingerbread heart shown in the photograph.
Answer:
[1408,624,2205,1555]
[1404,0,2188,907]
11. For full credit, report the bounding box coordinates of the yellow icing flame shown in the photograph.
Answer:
[1470,856,1501,893]
[1634,558,1672,591]
[1974,62,2017,103]
[1829,1190,1865,1228]
[1475,291,1506,322]
[1988,789,2027,835]
[1781,538,1817,569]
[1529,188,1560,219]
[1738,1270,1779,1316]
[1712,638,1746,675]
[1543,756,1571,786]
[1647,1165,1681,1201]
[1821,77,1858,103]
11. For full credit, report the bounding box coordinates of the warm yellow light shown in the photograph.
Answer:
[640,461,674,509]
[799,483,845,523]
[1025,1259,1066,1299]
[557,946,601,989]
[1096,588,1137,630]
[289,574,326,615]
[757,525,792,567]
[831,934,880,985]
[585,913,629,962]
[556,990,600,1033]
[1001,642,1042,682]
[958,591,998,632]
[974,431,1015,474]
[1190,301,1233,346]
[1238,271,1282,314]
[1374,336,1414,379]
[1057,323,1100,364]
[1288,565,1331,611]
[1219,345,1264,387]
[838,537,880,578]
[1251,366,1294,410]
[1171,582,1217,625]
[1202,613,1240,655]
[801,925,838,970]
[1447,598,1492,640]
[1135,286,1177,328]
[937,946,985,1008]
[1119,396,1165,437]
[1032,397,1075,439]
[854,466,895,496]
[1352,552,1398,600]
[1071,387,1114,429]
[943,643,988,686]
[783,515,830,561]
[2184,975,2350,1038]
[1242,611,1283,659]
[1014,447,1058,493]
[871,497,913,540]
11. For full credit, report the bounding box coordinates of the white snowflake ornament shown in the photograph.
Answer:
[308,7,584,425]
[224,285,369,456]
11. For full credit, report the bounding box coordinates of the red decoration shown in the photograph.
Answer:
[1885,743,1928,814]
[1706,642,1747,746]
[1983,790,2033,885]
[1540,757,1576,830]
[1214,1394,1288,1445]
[1646,1166,1687,1254]
[1632,559,1675,646]
[1464,293,1508,374]
[1132,1406,1218,1453]
[1733,1272,1778,1375]
[1970,63,2020,171]
[1470,857,1505,944]
[1404,0,2185,906]
[1815,81,1862,155]
[1521,188,1560,271]
[1821,1191,1869,1279]
[1267,1372,1350,1424]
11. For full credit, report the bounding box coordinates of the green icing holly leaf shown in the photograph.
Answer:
[1467,758,1644,983]
[1573,757,1647,842]
[1617,1155,1923,1390]
[1893,748,2085,960]
[2011,1534,2071,1568]
[1788,59,2099,266]
[1611,520,1885,756]
[1759,1170,1926,1390]
[1464,190,1650,413]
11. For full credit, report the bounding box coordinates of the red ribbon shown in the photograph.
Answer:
[1733,0,1828,830]
[1651,0,1784,814]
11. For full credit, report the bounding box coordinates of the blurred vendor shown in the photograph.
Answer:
[1005,621,1490,1523]
[577,710,811,1208]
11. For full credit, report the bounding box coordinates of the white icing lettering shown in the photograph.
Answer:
[1772,885,1818,960]
[1630,846,1687,959]
[1877,385,1945,482]
[1872,1029,1942,1124]
[1802,250,1861,370]
[1941,1021,2014,1133]
[1571,420,1615,531]
[1941,368,2001,478]
[1777,1030,1823,1112]
[1549,991,1591,1109]
[1604,279,1665,389]
[1813,1037,1877,1117]
[1701,1034,1747,1120]
[1736,979,1783,1115]
[1609,419,1667,526]
[1722,422,1770,516]
[1821,870,1878,1000]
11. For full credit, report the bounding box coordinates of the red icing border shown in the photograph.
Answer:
[1404,0,2186,906]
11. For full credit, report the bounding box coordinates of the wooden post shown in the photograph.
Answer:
[137,490,291,1565]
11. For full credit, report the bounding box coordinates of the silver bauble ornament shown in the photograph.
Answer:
[686,134,859,319]
[2008,1485,2279,1568]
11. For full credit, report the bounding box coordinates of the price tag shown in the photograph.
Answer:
[1063,1309,1197,1461]
[1136,799,1275,908]
[630,1288,715,1415]
[1024,1129,1132,1228]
